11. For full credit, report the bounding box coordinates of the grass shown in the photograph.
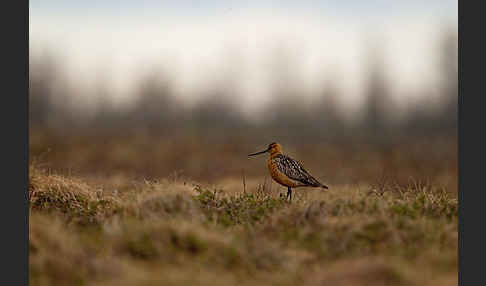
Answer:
[29,163,457,286]
[29,132,457,191]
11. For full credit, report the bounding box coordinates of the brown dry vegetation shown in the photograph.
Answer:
[29,133,458,286]
[29,132,457,190]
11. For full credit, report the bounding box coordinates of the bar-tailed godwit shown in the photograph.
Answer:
[248,142,328,201]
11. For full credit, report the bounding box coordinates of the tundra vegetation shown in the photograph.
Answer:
[29,136,457,286]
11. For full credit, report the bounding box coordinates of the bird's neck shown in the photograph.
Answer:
[269,151,282,159]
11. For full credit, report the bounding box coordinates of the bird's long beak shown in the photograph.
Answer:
[248,148,269,157]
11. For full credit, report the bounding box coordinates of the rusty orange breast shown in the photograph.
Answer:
[267,156,298,188]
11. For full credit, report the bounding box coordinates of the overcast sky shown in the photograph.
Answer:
[29,0,457,115]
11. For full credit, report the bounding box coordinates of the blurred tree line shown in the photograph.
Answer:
[29,29,457,142]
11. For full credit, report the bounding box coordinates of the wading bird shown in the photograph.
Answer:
[248,142,328,202]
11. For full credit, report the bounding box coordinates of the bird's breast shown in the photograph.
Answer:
[267,157,298,188]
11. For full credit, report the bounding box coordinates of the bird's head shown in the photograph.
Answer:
[248,142,282,157]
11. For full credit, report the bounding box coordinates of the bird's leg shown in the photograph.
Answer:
[287,187,292,203]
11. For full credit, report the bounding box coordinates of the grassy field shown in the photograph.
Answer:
[29,133,457,285]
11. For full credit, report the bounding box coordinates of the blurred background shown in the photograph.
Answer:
[29,0,458,190]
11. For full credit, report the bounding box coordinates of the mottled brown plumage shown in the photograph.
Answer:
[248,142,328,201]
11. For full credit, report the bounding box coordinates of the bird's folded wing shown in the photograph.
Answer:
[273,155,321,186]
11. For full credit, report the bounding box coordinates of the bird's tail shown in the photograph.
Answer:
[309,177,328,189]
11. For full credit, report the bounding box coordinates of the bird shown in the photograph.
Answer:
[248,142,328,202]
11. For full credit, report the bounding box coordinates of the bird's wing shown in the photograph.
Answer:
[273,154,322,187]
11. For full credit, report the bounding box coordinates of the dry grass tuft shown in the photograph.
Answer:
[29,164,120,225]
